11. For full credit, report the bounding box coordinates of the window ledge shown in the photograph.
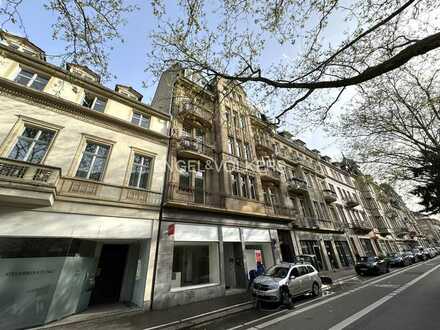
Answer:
[170,282,221,292]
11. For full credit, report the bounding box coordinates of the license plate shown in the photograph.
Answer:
[360,267,368,271]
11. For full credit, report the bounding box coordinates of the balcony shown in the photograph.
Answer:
[396,226,409,238]
[264,204,297,219]
[344,197,360,208]
[386,208,398,219]
[176,137,215,162]
[177,101,213,127]
[166,182,224,208]
[259,165,281,182]
[322,189,337,203]
[295,216,340,232]
[58,177,162,207]
[255,138,273,156]
[349,220,372,234]
[287,177,308,194]
[291,157,325,177]
[378,226,392,236]
[0,158,60,206]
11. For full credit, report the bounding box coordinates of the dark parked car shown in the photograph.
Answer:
[403,251,416,264]
[389,253,411,267]
[355,256,390,276]
[412,249,426,262]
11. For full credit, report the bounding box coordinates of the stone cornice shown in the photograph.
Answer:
[0,77,169,145]
[0,44,170,120]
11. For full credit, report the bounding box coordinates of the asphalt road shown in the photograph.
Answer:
[198,257,440,330]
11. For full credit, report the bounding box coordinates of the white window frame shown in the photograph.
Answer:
[76,141,110,181]
[8,126,55,163]
[14,68,49,91]
[82,92,107,112]
[129,153,152,189]
[131,111,151,129]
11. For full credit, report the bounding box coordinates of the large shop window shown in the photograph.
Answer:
[172,242,220,289]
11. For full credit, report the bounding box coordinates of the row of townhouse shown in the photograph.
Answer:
[0,31,431,328]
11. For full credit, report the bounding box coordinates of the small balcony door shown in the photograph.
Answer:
[194,170,205,203]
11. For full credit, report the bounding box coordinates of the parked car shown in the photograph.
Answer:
[252,262,322,304]
[426,248,436,258]
[403,251,416,264]
[292,254,320,271]
[355,256,390,276]
[389,253,411,267]
[411,249,425,262]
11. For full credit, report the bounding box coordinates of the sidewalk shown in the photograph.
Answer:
[319,267,357,282]
[38,292,253,330]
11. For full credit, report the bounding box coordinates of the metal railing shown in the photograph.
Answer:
[322,189,337,202]
[166,182,224,208]
[58,177,162,207]
[264,203,297,218]
[177,137,215,158]
[259,165,281,181]
[177,101,213,124]
[287,177,308,192]
[0,157,60,186]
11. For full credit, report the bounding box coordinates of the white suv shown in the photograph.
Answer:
[252,262,322,303]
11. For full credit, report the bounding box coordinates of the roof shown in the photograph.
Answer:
[0,30,46,59]
[115,84,143,101]
[66,63,101,83]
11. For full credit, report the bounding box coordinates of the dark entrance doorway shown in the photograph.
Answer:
[90,244,129,305]
[324,240,339,270]
[277,230,295,262]
[223,242,246,290]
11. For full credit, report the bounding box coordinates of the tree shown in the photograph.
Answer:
[148,0,440,121]
[0,0,137,80]
[336,57,440,214]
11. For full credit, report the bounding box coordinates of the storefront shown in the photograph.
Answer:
[334,240,354,267]
[153,219,281,309]
[0,208,156,329]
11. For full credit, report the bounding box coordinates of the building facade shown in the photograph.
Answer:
[0,31,169,328]
[0,31,433,324]
[414,213,440,247]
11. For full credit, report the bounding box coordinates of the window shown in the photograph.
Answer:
[244,143,252,160]
[75,142,110,181]
[236,141,243,158]
[231,172,239,196]
[233,111,239,128]
[228,137,235,155]
[172,242,220,288]
[8,126,55,164]
[249,176,257,199]
[239,115,246,129]
[313,201,322,218]
[178,160,191,191]
[129,154,152,189]
[131,111,150,128]
[328,183,335,192]
[240,174,249,198]
[82,93,107,112]
[14,68,49,91]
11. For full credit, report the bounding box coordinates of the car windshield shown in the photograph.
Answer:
[359,257,376,262]
[264,266,289,278]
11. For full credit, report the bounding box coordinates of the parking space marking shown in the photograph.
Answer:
[240,259,438,330]
[328,263,440,330]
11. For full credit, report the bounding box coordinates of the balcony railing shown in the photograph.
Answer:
[0,157,61,206]
[296,216,339,231]
[177,101,213,126]
[349,219,372,233]
[264,203,297,218]
[378,226,392,236]
[166,182,224,208]
[0,157,60,185]
[386,208,398,219]
[287,177,308,193]
[255,137,273,155]
[344,197,360,208]
[322,189,337,203]
[176,137,215,160]
[259,165,281,182]
[58,177,162,207]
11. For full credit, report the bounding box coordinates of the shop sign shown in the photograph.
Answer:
[255,250,262,263]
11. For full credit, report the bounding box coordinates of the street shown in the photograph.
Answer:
[197,257,440,330]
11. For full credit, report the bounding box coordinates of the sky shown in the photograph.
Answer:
[1,1,431,214]
[1,1,345,159]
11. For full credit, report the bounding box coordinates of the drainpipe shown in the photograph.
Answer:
[150,72,177,310]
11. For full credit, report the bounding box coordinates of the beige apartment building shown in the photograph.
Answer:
[414,213,440,247]
[0,31,169,328]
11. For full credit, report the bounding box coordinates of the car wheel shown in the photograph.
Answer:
[312,282,321,297]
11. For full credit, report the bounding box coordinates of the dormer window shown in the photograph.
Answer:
[131,111,150,128]
[82,93,107,112]
[14,68,49,91]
